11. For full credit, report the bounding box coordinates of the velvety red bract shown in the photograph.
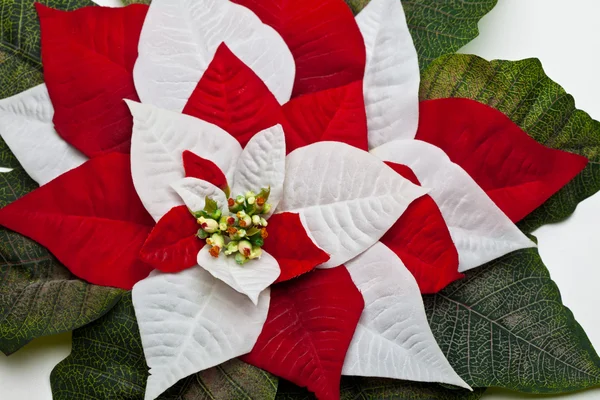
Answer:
[242,267,364,400]
[182,150,229,193]
[263,212,330,283]
[139,205,202,273]
[0,153,155,289]
[182,43,285,148]
[382,162,463,294]
[232,0,366,98]
[36,4,147,157]
[416,98,589,222]
[282,81,368,153]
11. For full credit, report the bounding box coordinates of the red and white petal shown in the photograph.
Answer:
[0,84,86,185]
[197,246,279,305]
[139,205,201,273]
[344,242,470,389]
[277,142,427,268]
[127,101,241,221]
[0,153,154,289]
[133,0,294,112]
[171,178,228,214]
[231,125,286,216]
[263,212,330,283]
[281,81,368,153]
[241,267,364,400]
[371,140,536,272]
[356,0,420,148]
[232,0,366,98]
[132,268,270,400]
[182,44,286,149]
[37,4,147,158]
[416,98,589,223]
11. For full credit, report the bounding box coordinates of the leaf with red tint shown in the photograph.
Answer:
[282,81,368,153]
[416,98,589,222]
[139,205,202,273]
[182,44,285,148]
[232,0,365,98]
[182,150,229,195]
[242,267,363,400]
[36,4,148,157]
[0,153,154,289]
[263,212,330,283]
[382,162,463,294]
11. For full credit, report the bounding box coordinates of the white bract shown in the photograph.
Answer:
[134,0,295,111]
[344,242,470,389]
[357,0,420,149]
[371,140,536,271]
[132,268,270,400]
[0,84,86,185]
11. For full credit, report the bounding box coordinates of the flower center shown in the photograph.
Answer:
[194,187,271,265]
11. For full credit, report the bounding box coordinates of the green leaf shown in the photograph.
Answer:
[204,196,218,215]
[160,359,279,400]
[343,0,497,71]
[276,377,485,400]
[0,136,123,355]
[50,292,147,400]
[51,290,278,399]
[0,0,94,99]
[420,54,600,232]
[424,247,600,393]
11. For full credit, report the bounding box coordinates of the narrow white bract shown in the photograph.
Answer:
[231,124,286,217]
[371,140,536,271]
[357,0,420,148]
[344,242,470,389]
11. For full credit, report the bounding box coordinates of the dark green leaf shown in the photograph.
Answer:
[343,0,497,71]
[0,0,94,99]
[0,136,122,355]
[276,377,485,400]
[420,54,600,232]
[160,359,278,400]
[424,247,600,393]
[50,293,147,400]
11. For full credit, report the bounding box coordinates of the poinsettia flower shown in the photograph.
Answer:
[0,0,590,399]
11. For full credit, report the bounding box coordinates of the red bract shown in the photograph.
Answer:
[182,150,229,193]
[416,98,589,222]
[182,44,285,148]
[37,4,148,157]
[0,153,154,289]
[139,205,202,273]
[282,81,368,153]
[242,267,364,400]
[232,0,366,98]
[382,162,463,294]
[263,213,330,283]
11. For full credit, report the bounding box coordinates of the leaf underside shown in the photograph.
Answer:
[344,0,498,70]
[420,54,600,232]
[424,247,600,393]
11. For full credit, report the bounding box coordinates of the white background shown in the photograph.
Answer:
[1,0,600,399]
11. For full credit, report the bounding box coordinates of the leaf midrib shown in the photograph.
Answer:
[438,294,600,380]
